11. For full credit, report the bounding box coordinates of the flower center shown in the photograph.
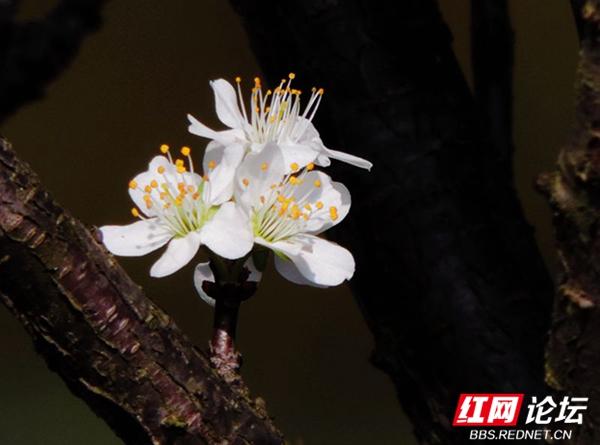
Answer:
[235,73,324,146]
[250,162,337,243]
[130,145,217,238]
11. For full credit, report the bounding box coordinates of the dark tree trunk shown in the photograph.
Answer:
[0,138,282,445]
[541,1,600,444]
[230,0,554,443]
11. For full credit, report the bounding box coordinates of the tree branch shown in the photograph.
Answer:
[540,1,600,443]
[0,0,108,123]
[231,0,553,443]
[0,137,282,445]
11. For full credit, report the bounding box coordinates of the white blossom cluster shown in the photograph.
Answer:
[100,74,371,301]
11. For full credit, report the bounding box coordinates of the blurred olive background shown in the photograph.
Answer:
[0,1,577,444]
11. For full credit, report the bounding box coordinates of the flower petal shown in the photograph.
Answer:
[245,256,263,283]
[210,79,245,129]
[150,232,202,278]
[267,234,354,287]
[202,141,244,205]
[128,156,173,217]
[100,219,171,257]
[307,178,351,234]
[274,254,326,288]
[187,114,243,146]
[280,142,319,173]
[235,142,286,212]
[200,202,253,260]
[320,146,373,171]
[193,262,216,307]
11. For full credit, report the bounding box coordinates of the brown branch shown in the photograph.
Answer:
[0,137,283,445]
[539,1,600,444]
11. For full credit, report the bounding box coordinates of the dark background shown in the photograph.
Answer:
[0,1,577,444]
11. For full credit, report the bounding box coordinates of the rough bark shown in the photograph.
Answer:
[231,0,553,443]
[0,0,108,123]
[0,137,283,445]
[540,1,600,443]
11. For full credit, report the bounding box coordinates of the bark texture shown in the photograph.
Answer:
[541,1,600,443]
[231,1,553,443]
[0,137,283,445]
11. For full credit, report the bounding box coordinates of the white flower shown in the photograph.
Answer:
[194,258,262,307]
[187,74,372,174]
[100,145,253,278]
[233,142,355,287]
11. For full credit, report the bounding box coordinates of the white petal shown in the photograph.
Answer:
[202,142,244,205]
[210,79,245,129]
[194,262,216,307]
[200,202,253,260]
[245,256,263,283]
[235,142,286,211]
[187,114,243,146]
[273,234,354,287]
[100,219,171,257]
[321,146,373,171]
[150,232,202,278]
[306,177,351,234]
[280,143,319,173]
[128,156,173,217]
[274,255,326,288]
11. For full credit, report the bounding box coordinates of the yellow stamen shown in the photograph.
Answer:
[289,176,299,185]
[128,180,138,190]
[144,185,152,193]
[180,146,191,156]
[208,160,217,170]
[242,178,249,187]
[291,205,301,219]
[261,162,268,171]
[307,163,315,171]
[131,207,140,218]
[316,201,324,210]
[289,72,296,79]
[177,165,186,173]
[330,206,339,221]
[175,159,184,167]
[235,76,241,83]
[157,166,165,174]
[314,180,321,188]
[160,144,170,154]
[150,180,158,189]
[277,195,285,203]
[290,162,299,172]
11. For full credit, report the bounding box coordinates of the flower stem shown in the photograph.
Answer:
[210,295,241,381]
[206,254,257,382]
